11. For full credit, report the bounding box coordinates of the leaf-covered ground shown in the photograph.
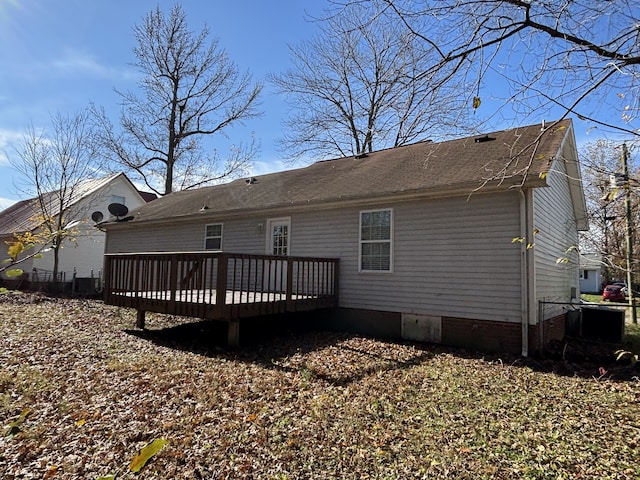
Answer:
[1,293,639,479]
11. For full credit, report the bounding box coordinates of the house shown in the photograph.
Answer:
[0,173,154,292]
[579,253,603,294]
[102,119,588,355]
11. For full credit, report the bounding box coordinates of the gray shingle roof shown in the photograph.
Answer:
[118,119,575,225]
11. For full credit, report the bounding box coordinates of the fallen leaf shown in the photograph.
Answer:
[4,408,30,436]
[129,438,168,473]
[44,465,59,479]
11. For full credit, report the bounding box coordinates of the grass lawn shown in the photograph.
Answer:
[1,293,639,479]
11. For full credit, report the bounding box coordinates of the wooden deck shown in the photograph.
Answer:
[103,252,339,344]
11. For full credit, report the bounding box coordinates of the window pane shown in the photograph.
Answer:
[360,210,391,271]
[205,238,221,250]
[205,224,222,250]
[206,224,221,237]
[380,256,390,270]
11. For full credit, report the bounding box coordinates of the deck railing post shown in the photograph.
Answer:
[216,253,228,318]
[103,255,112,303]
[333,260,340,306]
[286,257,294,310]
[169,254,178,304]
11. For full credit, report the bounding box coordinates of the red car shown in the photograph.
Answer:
[602,284,626,302]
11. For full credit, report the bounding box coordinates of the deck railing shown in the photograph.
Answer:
[103,251,340,321]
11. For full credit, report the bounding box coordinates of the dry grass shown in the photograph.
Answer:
[1,293,639,479]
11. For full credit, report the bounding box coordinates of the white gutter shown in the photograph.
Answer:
[519,189,529,357]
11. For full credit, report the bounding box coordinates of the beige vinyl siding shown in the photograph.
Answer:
[533,154,580,318]
[291,192,523,322]
[105,217,265,254]
[106,191,523,323]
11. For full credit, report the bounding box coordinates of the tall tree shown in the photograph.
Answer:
[580,140,639,284]
[8,110,101,284]
[337,0,640,138]
[270,3,474,161]
[95,4,262,195]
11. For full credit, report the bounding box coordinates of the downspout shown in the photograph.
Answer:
[519,189,529,357]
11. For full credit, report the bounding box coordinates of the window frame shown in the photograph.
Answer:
[110,194,126,205]
[358,208,393,273]
[204,223,223,251]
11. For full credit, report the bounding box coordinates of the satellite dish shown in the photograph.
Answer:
[108,203,129,219]
[91,211,104,223]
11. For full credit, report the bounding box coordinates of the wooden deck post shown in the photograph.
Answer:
[227,320,240,346]
[136,310,146,329]
[215,253,228,318]
[286,257,294,311]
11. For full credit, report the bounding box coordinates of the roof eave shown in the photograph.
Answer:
[104,176,545,229]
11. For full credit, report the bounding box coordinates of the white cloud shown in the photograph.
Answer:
[0,129,23,166]
[0,197,16,211]
[47,48,136,81]
[249,159,291,177]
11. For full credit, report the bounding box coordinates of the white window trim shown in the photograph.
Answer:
[204,223,223,251]
[110,195,126,205]
[358,208,393,273]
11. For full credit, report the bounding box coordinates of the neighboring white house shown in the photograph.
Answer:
[102,119,588,355]
[579,253,603,293]
[0,173,154,290]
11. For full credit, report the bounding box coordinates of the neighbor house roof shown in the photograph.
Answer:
[580,253,603,270]
[112,119,584,226]
[0,173,153,236]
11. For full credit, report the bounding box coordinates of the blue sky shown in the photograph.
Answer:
[0,0,326,208]
[0,1,633,210]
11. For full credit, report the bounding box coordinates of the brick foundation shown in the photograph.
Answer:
[442,314,566,355]
[313,308,566,356]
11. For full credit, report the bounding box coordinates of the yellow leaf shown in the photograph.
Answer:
[6,241,24,261]
[472,96,481,110]
[539,171,547,180]
[564,245,579,254]
[4,408,30,436]
[129,438,168,473]
[526,243,535,249]
[75,419,86,427]
[245,413,258,422]
[511,237,524,244]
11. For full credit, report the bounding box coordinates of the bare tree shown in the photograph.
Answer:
[270,3,475,161]
[337,0,640,138]
[7,110,101,284]
[94,4,262,195]
[580,140,639,284]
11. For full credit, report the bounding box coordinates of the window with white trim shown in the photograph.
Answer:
[359,209,392,271]
[110,195,126,205]
[204,224,223,250]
